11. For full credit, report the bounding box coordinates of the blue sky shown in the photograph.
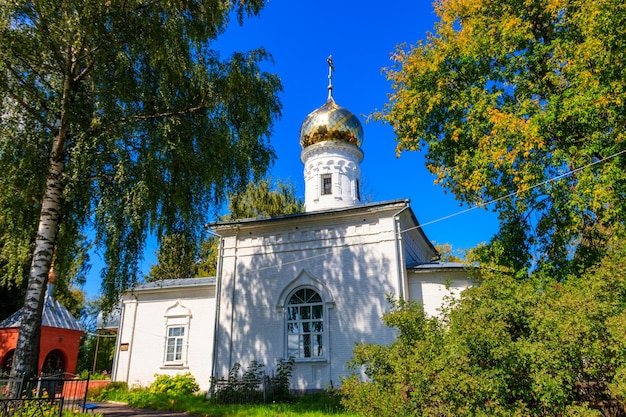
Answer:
[84,0,500,298]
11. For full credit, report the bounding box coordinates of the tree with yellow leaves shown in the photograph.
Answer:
[377,0,626,276]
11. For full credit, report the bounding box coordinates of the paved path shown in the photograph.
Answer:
[92,402,203,417]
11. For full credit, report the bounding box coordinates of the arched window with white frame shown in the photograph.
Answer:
[163,300,191,367]
[286,288,325,360]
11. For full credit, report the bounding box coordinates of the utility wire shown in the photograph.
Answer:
[402,148,626,234]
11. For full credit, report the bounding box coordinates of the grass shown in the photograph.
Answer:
[90,385,357,417]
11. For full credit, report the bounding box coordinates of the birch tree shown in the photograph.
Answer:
[0,0,281,379]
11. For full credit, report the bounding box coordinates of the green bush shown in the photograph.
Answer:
[78,370,111,380]
[342,248,626,416]
[87,381,128,401]
[148,373,200,396]
[210,358,294,404]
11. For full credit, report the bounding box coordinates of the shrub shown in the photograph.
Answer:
[148,373,199,396]
[88,381,128,401]
[267,357,295,402]
[210,358,294,404]
[342,248,626,416]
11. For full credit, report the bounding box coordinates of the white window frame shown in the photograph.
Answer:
[162,300,191,367]
[165,325,186,364]
[286,287,326,361]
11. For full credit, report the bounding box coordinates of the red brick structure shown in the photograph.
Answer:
[0,275,84,376]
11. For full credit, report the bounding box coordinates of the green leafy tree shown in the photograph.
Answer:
[1,0,281,379]
[376,0,626,276]
[434,243,465,262]
[342,246,626,416]
[224,177,304,220]
[146,233,197,281]
[146,178,304,281]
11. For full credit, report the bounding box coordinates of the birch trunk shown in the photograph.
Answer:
[9,151,66,381]
[10,66,71,382]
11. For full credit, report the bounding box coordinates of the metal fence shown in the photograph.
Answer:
[0,373,91,415]
[0,397,63,417]
[209,374,289,404]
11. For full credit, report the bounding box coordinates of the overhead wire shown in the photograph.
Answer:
[401,147,626,234]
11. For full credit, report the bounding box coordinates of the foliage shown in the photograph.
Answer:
[148,373,200,396]
[146,177,304,280]
[211,361,266,404]
[146,233,198,281]
[211,358,295,404]
[224,177,304,220]
[4,397,61,416]
[434,243,465,262]
[376,0,626,278]
[341,246,626,416]
[104,389,353,416]
[75,332,116,376]
[76,370,110,381]
[267,357,295,403]
[87,381,128,402]
[1,0,281,378]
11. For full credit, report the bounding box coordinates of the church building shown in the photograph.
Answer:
[111,66,475,392]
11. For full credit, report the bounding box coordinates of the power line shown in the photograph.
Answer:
[402,148,626,234]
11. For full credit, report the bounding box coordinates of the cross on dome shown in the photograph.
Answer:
[327,55,335,100]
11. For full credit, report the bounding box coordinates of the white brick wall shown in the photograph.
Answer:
[212,202,425,391]
[113,283,216,391]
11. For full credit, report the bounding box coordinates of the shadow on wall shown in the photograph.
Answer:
[213,218,398,390]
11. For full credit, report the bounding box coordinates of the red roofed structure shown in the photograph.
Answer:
[0,273,83,376]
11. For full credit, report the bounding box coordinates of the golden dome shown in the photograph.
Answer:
[299,96,363,149]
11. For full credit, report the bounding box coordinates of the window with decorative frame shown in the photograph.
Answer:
[162,301,191,367]
[286,288,325,360]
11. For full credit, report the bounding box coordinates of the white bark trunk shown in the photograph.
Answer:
[10,155,65,379]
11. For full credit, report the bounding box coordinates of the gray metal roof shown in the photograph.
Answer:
[210,199,412,227]
[407,261,476,270]
[130,277,216,292]
[0,288,83,332]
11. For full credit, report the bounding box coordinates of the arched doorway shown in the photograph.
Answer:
[41,349,66,376]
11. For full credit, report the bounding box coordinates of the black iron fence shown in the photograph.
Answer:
[0,373,92,415]
[209,374,290,404]
[0,397,63,417]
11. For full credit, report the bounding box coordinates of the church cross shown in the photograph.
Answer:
[327,55,335,99]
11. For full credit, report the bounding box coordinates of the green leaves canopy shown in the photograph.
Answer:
[0,0,281,304]
[1,0,281,378]
[146,178,304,281]
[377,0,626,275]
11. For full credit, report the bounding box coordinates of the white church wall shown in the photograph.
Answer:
[213,205,412,391]
[301,142,363,211]
[112,282,216,392]
[407,269,474,317]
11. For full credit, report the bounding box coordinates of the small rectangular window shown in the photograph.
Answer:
[165,326,185,363]
[321,174,332,195]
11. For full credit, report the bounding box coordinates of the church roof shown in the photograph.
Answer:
[210,198,438,257]
[0,288,83,332]
[407,261,476,271]
[130,277,216,292]
[299,96,363,148]
[211,199,407,226]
